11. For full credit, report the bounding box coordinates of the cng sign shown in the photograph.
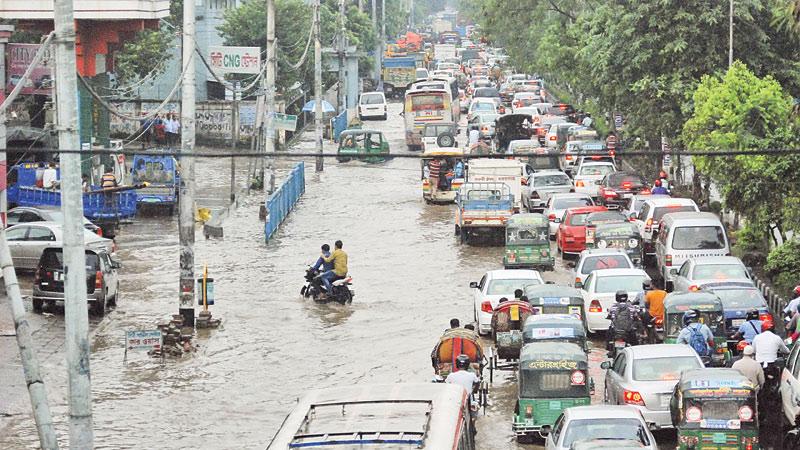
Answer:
[209,46,261,74]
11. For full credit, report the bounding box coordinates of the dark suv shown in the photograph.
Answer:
[32,248,120,316]
[596,172,649,209]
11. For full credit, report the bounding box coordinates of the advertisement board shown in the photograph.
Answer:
[6,43,53,95]
[208,46,261,75]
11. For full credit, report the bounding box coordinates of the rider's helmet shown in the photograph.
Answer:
[642,279,652,290]
[761,320,775,332]
[615,290,628,303]
[745,308,760,321]
[455,354,471,371]
[654,179,662,187]
[794,285,800,297]
[659,170,668,179]
[683,309,699,325]
[737,340,748,352]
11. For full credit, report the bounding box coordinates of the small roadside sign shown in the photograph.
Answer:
[662,136,671,168]
[274,113,297,131]
[126,330,163,351]
[614,112,623,128]
[208,46,261,74]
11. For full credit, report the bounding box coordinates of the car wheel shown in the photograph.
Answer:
[91,296,106,316]
[32,298,43,313]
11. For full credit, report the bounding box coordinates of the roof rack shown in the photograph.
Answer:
[289,399,432,448]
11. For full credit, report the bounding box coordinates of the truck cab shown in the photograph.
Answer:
[132,154,180,213]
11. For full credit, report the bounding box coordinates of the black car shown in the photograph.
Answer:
[596,172,648,209]
[7,206,107,237]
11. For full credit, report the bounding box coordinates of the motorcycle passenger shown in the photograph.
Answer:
[446,354,480,420]
[752,320,789,365]
[731,345,764,390]
[676,310,714,359]
[309,244,334,273]
[320,240,348,295]
[783,285,800,317]
[651,179,669,195]
[658,170,670,191]
[726,340,750,367]
[733,308,763,344]
[607,290,639,353]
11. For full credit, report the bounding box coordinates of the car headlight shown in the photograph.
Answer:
[628,239,639,248]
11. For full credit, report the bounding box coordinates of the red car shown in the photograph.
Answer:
[556,205,608,255]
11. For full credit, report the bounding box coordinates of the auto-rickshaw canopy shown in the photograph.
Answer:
[522,314,587,350]
[519,342,589,398]
[663,292,726,337]
[671,368,757,430]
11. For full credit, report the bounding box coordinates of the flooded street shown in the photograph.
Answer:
[0,101,683,449]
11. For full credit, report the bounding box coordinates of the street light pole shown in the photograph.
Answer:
[53,0,93,445]
[372,0,380,80]
[265,0,276,188]
[0,25,12,227]
[179,0,197,327]
[338,0,347,114]
[314,0,324,171]
[729,0,734,68]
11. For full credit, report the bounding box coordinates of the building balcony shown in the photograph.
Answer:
[0,0,170,20]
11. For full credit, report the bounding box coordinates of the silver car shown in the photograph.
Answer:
[570,248,634,287]
[544,193,594,237]
[670,256,751,292]
[6,222,113,270]
[523,170,572,212]
[545,405,659,450]
[601,344,703,428]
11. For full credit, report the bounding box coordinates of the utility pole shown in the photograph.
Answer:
[729,0,733,68]
[381,0,386,56]
[0,25,12,227]
[265,0,276,190]
[372,0,380,80]
[314,0,324,171]
[179,0,197,327]
[230,86,238,203]
[338,0,347,113]
[53,0,93,446]
[409,0,414,28]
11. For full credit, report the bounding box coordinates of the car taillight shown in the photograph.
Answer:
[537,128,546,135]
[589,300,602,313]
[622,182,632,189]
[481,126,488,131]
[548,214,556,221]
[576,180,584,187]
[716,346,724,354]
[549,135,557,141]
[666,254,672,266]
[525,405,533,418]
[481,301,493,313]
[645,218,653,232]
[112,241,116,253]
[603,189,618,197]
[34,268,41,284]
[609,150,615,156]
[623,390,645,406]
[96,228,103,237]
[760,314,772,322]
[566,155,573,160]
[689,285,699,291]
[640,189,651,195]
[95,270,103,290]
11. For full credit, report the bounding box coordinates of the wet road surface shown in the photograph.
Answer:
[2,101,780,449]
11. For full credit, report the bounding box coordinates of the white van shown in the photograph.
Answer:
[357,92,387,120]
[467,158,526,212]
[654,212,730,290]
[634,198,699,256]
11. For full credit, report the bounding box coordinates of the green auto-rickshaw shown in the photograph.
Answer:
[337,129,391,163]
[513,342,591,440]
[522,313,588,352]
[670,368,758,449]
[585,220,643,268]
[505,214,554,270]
[662,292,729,366]
[524,284,587,331]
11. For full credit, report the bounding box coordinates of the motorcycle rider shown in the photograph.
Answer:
[658,170,670,190]
[446,354,480,422]
[752,320,789,365]
[607,290,639,354]
[320,240,348,296]
[676,310,714,360]
[732,345,764,390]
[651,179,669,195]
[638,280,666,342]
[726,340,750,367]
[733,308,763,344]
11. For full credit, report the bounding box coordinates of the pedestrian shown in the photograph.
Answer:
[731,345,764,390]
[154,115,167,147]
[81,174,91,193]
[139,113,153,145]
[751,320,789,364]
[582,114,593,128]
[429,159,442,195]
[101,167,117,189]
[164,113,176,147]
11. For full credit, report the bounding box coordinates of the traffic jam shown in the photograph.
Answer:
[269,22,800,450]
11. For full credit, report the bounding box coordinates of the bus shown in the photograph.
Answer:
[404,87,454,150]
[409,77,460,122]
[266,383,475,449]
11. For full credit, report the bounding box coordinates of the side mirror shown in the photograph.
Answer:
[670,268,678,276]
[112,262,123,270]
[540,424,552,436]
[574,281,583,289]
[469,282,478,289]
[600,361,610,370]
[629,213,637,221]
[647,421,660,431]
[566,261,575,269]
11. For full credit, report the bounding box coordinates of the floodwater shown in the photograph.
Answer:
[5,101,781,449]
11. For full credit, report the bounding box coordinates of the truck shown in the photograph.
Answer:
[455,182,515,245]
[132,153,180,214]
[432,19,453,35]
[382,56,417,98]
[434,44,456,65]
[467,158,526,212]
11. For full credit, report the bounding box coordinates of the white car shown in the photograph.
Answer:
[571,248,634,287]
[6,222,114,270]
[573,162,617,198]
[544,405,659,450]
[470,269,543,335]
[467,99,498,121]
[781,339,800,427]
[523,170,572,213]
[576,268,650,333]
[544,193,594,237]
[357,92,387,120]
[621,194,671,222]
[670,256,751,292]
[511,106,541,118]
[632,198,699,256]
[602,344,704,428]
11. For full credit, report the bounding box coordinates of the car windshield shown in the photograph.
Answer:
[711,289,767,309]
[653,205,697,221]
[632,356,701,381]
[360,93,384,105]
[672,226,726,250]
[533,174,570,187]
[474,88,500,97]
[579,165,615,176]
[692,264,747,280]
[508,228,548,245]
[554,198,593,210]
[473,102,495,111]
[487,279,541,295]
[424,125,454,137]
[562,418,650,447]
[581,255,632,274]
[595,275,647,293]
[479,114,500,123]
[608,174,646,189]
[568,213,589,226]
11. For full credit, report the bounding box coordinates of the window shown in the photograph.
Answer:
[533,174,570,187]
[20,211,43,222]
[568,213,589,226]
[595,275,648,294]
[678,261,690,277]
[672,226,726,250]
[7,227,27,241]
[632,357,701,381]
[581,255,631,274]
[411,94,445,111]
[692,264,747,280]
[6,211,22,225]
[638,203,650,221]
[578,165,615,176]
[612,353,626,374]
[539,372,571,390]
[653,205,697,222]
[582,273,593,291]
[478,275,487,290]
[712,289,766,310]
[487,279,541,295]
[551,415,565,444]
[791,341,800,378]
[562,418,649,447]
[27,227,55,241]
[360,93,384,105]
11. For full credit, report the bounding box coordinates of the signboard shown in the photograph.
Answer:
[662,136,671,168]
[6,43,54,95]
[614,112,623,127]
[274,113,297,131]
[208,46,261,74]
[125,330,163,351]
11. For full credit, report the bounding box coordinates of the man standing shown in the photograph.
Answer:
[101,167,117,189]
[320,240,348,295]
[732,345,764,390]
[81,174,91,193]
[428,159,442,196]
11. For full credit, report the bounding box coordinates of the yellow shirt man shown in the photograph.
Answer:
[323,243,348,276]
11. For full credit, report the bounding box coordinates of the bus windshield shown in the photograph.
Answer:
[411,94,445,111]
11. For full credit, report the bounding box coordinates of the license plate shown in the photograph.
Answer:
[614,342,626,348]
[660,395,671,407]
[732,319,745,327]
[622,193,632,199]
[713,433,726,444]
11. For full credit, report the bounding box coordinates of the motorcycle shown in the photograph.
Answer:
[645,316,665,344]
[301,267,354,305]
[760,357,786,421]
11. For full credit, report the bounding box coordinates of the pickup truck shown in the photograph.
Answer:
[132,154,180,214]
[455,182,515,245]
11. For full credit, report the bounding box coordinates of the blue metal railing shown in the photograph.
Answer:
[330,110,347,143]
[264,161,306,243]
